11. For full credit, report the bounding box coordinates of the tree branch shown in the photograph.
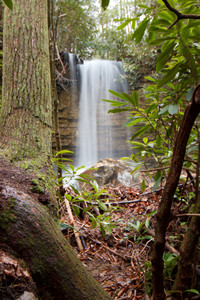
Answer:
[162,0,200,29]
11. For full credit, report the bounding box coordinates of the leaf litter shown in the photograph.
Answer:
[60,184,162,299]
[60,177,196,299]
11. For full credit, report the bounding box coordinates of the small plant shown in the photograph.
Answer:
[67,179,119,237]
[163,252,178,286]
[53,151,119,237]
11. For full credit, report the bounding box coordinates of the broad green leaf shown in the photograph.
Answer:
[131,141,147,147]
[59,222,80,233]
[149,37,175,46]
[145,103,157,114]
[157,10,175,23]
[131,124,150,140]
[149,25,167,32]
[157,63,181,88]
[103,99,126,106]
[186,88,194,101]
[55,149,73,156]
[92,180,99,193]
[145,218,150,228]
[138,4,150,9]
[132,19,136,30]
[65,194,72,201]
[124,117,144,127]
[68,164,75,172]
[154,170,162,181]
[153,176,162,191]
[70,185,80,195]
[168,104,179,115]
[179,38,198,82]
[156,135,162,148]
[108,89,129,101]
[100,223,106,237]
[108,108,131,113]
[184,289,199,295]
[72,205,80,217]
[121,92,135,104]
[132,91,139,107]
[101,0,109,10]
[132,18,150,44]
[141,179,146,192]
[156,41,176,72]
[97,201,108,212]
[3,0,13,10]
[117,20,130,30]
[144,76,156,82]
[143,137,148,144]
[158,105,169,115]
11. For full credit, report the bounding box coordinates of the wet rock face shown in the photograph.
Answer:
[80,158,139,188]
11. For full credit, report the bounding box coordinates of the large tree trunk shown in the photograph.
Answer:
[0,0,57,213]
[0,1,111,299]
[0,159,110,300]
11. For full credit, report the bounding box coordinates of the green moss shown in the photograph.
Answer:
[0,198,17,229]
[31,178,45,194]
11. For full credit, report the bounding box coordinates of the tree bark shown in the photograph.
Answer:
[0,1,111,299]
[0,159,110,300]
[151,84,200,300]
[0,0,57,212]
[174,193,200,297]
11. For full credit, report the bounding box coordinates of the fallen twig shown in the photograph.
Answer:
[64,197,83,251]
[101,244,131,261]
[146,229,180,256]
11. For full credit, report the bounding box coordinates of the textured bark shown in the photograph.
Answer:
[174,196,200,296]
[0,1,111,299]
[48,0,64,195]
[0,0,56,211]
[151,84,200,300]
[0,160,111,300]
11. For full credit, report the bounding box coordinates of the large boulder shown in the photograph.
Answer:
[79,158,139,189]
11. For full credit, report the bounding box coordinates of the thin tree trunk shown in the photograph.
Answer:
[174,194,200,297]
[151,84,200,299]
[174,127,200,296]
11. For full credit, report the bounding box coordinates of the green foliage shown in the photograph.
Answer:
[2,0,12,10]
[101,0,109,10]
[54,159,118,238]
[163,252,178,281]
[67,178,118,238]
[56,0,96,58]
[104,0,200,192]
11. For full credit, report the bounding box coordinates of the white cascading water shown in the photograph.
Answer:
[68,53,78,102]
[75,60,129,168]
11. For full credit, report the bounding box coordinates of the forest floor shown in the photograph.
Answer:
[60,180,191,300]
[0,158,194,299]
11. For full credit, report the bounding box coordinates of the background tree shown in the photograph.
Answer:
[102,0,200,298]
[56,0,97,58]
[0,1,111,299]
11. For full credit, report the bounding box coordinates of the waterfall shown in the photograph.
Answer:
[75,59,130,168]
